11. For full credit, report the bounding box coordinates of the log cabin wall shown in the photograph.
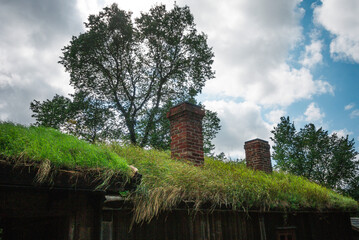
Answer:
[0,187,103,240]
[105,209,260,240]
[103,209,353,240]
[262,212,353,240]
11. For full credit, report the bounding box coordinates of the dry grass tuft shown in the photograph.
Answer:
[35,159,52,183]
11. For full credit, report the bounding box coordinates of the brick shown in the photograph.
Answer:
[244,139,272,173]
[167,102,205,166]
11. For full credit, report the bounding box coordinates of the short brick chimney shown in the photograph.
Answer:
[244,139,272,173]
[166,102,205,166]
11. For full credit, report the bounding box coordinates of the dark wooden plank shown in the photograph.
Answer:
[106,209,354,240]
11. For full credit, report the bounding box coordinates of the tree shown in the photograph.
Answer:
[31,94,221,155]
[31,4,219,151]
[271,116,358,195]
[31,91,118,143]
[58,3,214,147]
[201,105,221,155]
[30,94,71,130]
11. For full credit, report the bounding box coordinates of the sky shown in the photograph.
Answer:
[1,0,359,159]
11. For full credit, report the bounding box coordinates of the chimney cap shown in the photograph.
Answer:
[171,101,202,109]
[167,102,205,120]
[244,138,269,145]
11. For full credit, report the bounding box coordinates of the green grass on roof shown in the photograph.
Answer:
[109,144,358,223]
[0,122,130,185]
[1,122,357,223]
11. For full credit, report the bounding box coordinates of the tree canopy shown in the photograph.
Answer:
[31,92,118,143]
[31,3,219,154]
[31,94,220,155]
[271,116,358,197]
[60,3,214,147]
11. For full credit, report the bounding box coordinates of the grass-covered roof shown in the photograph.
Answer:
[109,144,358,222]
[0,122,357,223]
[0,122,131,189]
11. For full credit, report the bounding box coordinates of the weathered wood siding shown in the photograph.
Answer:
[107,210,261,240]
[263,212,353,240]
[105,209,353,240]
[0,187,103,240]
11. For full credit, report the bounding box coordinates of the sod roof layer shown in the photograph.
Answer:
[1,122,357,223]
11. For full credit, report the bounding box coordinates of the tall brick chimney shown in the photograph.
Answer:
[166,102,205,166]
[244,139,272,173]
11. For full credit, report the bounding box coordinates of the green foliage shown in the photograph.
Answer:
[202,108,221,155]
[58,3,214,147]
[31,91,118,143]
[30,94,71,130]
[108,143,358,223]
[31,4,220,152]
[0,122,129,173]
[271,116,359,197]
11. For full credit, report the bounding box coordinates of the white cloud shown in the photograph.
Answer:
[265,109,286,124]
[205,64,333,107]
[203,100,271,159]
[304,102,325,122]
[0,0,336,125]
[199,0,333,107]
[350,109,359,118]
[0,0,81,123]
[331,128,353,138]
[345,103,355,110]
[76,0,179,20]
[314,0,359,63]
[300,39,323,68]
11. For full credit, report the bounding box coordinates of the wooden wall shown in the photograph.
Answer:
[0,186,353,240]
[105,209,260,240]
[263,211,353,240]
[104,209,353,240]
[0,187,103,240]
